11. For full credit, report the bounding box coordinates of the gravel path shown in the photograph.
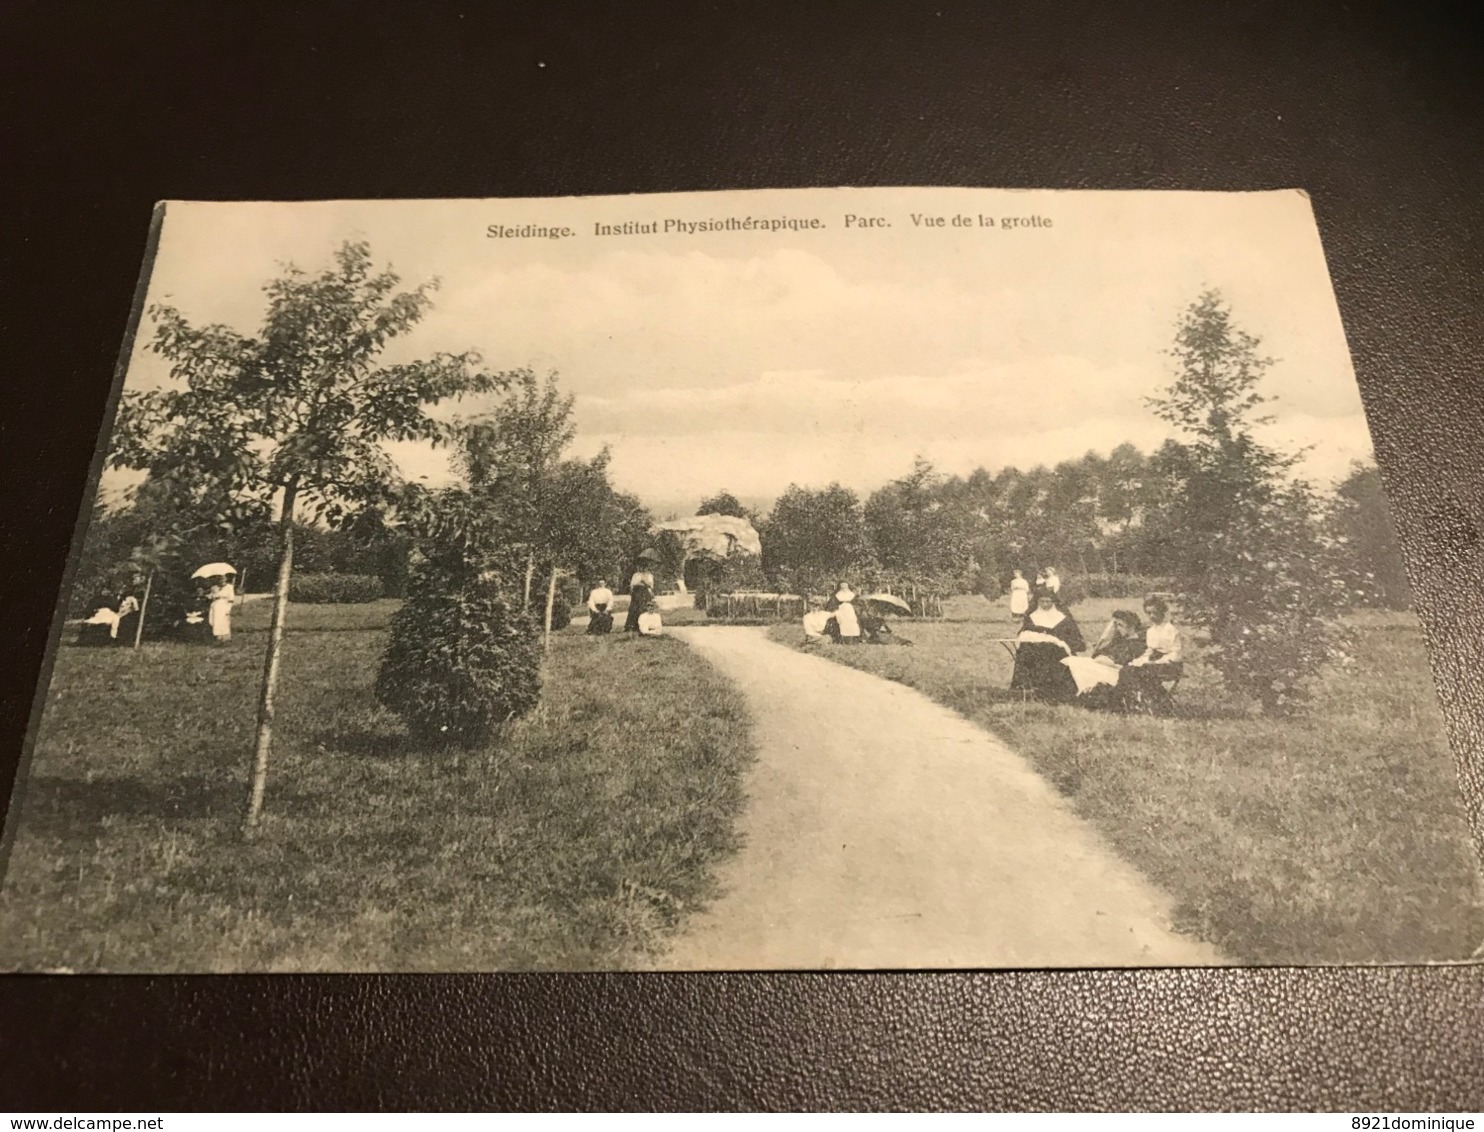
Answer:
[659,626,1221,969]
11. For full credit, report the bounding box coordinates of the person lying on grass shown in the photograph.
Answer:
[76,593,140,647]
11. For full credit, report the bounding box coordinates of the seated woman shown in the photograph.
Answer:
[1064,609,1144,703]
[586,579,615,635]
[858,607,903,645]
[801,608,834,643]
[1009,589,1086,702]
[1118,595,1183,712]
[830,584,862,644]
[76,593,134,646]
[637,598,664,637]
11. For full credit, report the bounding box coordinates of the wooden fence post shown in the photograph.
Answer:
[132,570,154,651]
[543,568,558,651]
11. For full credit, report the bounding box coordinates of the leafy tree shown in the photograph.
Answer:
[70,498,149,618]
[864,457,973,591]
[1095,442,1152,574]
[113,241,509,830]
[761,483,875,596]
[697,490,750,519]
[455,371,576,603]
[456,374,652,629]
[650,528,687,593]
[1328,459,1413,609]
[1148,290,1347,715]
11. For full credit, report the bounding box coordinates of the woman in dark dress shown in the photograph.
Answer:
[624,560,656,634]
[1064,609,1145,708]
[1009,589,1087,702]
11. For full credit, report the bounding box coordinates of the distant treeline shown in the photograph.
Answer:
[75,445,1409,621]
[698,449,1410,610]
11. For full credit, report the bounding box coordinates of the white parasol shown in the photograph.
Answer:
[864,592,912,614]
[191,562,237,580]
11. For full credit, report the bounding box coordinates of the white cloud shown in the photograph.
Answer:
[111,191,1377,512]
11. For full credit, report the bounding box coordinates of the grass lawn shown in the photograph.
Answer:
[768,596,1484,964]
[0,600,754,971]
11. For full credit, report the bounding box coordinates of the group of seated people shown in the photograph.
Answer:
[583,579,663,637]
[1010,589,1183,713]
[76,593,141,646]
[801,584,901,646]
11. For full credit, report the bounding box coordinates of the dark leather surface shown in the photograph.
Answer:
[1,0,1481,1111]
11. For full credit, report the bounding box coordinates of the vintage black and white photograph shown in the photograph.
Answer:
[0,187,1478,971]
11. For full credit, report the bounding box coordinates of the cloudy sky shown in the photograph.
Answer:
[118,189,1374,516]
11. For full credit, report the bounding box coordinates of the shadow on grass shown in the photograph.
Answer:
[310,724,417,759]
[17,773,242,831]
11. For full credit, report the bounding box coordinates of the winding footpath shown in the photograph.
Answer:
[660,626,1221,969]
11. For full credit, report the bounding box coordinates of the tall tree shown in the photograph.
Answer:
[456,371,576,603]
[455,374,653,627]
[1328,459,1413,609]
[762,483,875,596]
[864,457,972,590]
[1094,442,1150,574]
[113,241,508,830]
[1148,290,1346,714]
[697,490,750,519]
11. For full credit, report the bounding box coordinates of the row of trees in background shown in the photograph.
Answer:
[704,449,1407,618]
[700,291,1412,715]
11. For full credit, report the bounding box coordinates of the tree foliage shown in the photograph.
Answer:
[760,483,875,596]
[697,490,751,519]
[452,371,652,591]
[375,581,542,748]
[1327,460,1413,609]
[1148,289,1347,714]
[864,457,974,592]
[118,241,504,529]
[111,240,509,827]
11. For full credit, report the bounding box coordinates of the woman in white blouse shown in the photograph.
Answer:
[1120,594,1183,711]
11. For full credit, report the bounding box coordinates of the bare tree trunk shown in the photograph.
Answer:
[245,483,298,835]
[543,567,558,651]
[131,570,153,651]
[523,554,535,609]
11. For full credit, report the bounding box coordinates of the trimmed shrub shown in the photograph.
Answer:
[375,585,542,748]
[289,573,384,604]
[549,594,573,631]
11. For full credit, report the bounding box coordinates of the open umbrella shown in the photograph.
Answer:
[864,592,912,614]
[191,562,237,580]
[637,548,660,562]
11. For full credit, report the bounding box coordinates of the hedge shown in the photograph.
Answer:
[289,572,384,604]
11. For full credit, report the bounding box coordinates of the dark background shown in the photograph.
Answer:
[2,0,1482,1111]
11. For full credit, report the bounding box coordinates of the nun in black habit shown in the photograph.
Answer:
[1009,589,1087,702]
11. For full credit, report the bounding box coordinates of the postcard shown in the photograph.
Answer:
[1,187,1478,971]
